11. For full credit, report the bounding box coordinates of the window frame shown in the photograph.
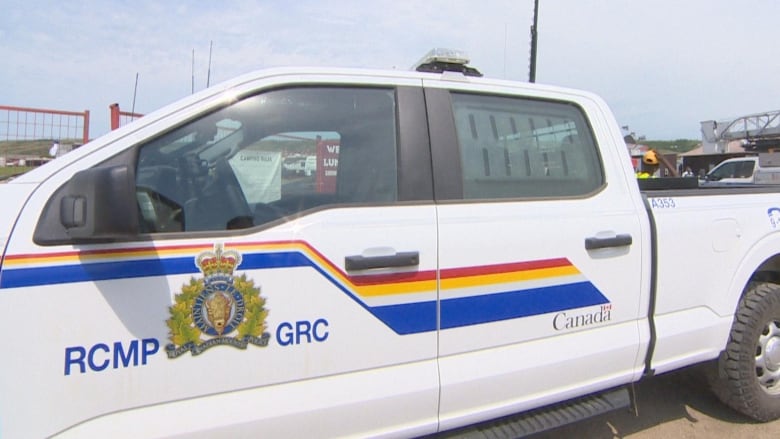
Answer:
[34,83,433,245]
[132,85,416,235]
[425,87,606,203]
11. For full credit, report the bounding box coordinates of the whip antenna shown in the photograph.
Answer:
[206,40,213,88]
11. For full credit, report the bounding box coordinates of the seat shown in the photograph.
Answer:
[184,158,253,231]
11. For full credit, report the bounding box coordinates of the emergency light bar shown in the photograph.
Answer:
[413,48,483,77]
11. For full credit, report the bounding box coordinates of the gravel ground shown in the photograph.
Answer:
[533,365,780,438]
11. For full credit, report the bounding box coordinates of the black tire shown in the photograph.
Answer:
[709,282,780,421]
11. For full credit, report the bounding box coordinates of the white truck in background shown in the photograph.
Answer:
[701,154,780,186]
[2,50,780,438]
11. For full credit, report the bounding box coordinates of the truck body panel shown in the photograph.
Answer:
[0,184,33,255]
[2,64,780,437]
[645,191,780,373]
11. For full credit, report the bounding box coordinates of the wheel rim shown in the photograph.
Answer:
[756,318,780,395]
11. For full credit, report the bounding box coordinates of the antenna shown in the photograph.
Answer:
[529,0,540,83]
[206,40,213,88]
[504,23,508,78]
[191,49,195,94]
[131,73,139,115]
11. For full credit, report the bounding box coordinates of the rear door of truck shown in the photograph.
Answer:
[423,79,650,430]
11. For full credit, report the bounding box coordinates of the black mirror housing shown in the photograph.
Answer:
[33,164,139,245]
[60,195,87,228]
[58,165,139,241]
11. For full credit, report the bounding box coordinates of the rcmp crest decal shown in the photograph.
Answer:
[166,244,270,358]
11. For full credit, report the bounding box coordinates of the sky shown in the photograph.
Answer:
[3,0,780,141]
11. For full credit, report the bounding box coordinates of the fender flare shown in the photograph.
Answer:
[725,232,780,316]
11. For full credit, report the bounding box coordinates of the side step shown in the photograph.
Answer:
[434,387,631,438]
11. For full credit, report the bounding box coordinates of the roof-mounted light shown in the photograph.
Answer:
[412,48,483,77]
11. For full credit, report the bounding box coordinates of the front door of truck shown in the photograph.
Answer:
[0,81,440,438]
[424,84,648,430]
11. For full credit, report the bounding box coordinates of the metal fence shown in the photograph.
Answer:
[0,105,90,144]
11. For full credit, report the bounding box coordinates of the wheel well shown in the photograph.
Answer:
[751,254,780,285]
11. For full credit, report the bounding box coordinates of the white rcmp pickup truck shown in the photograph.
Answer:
[2,50,780,438]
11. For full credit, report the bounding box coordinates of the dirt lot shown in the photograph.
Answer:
[534,366,780,438]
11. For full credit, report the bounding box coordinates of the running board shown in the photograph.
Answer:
[435,387,631,438]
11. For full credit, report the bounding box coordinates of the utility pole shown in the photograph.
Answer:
[529,0,540,83]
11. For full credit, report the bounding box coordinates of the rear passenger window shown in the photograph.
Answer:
[450,93,604,199]
[135,87,397,233]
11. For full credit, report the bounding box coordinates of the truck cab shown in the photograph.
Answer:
[1,49,780,438]
[701,153,780,186]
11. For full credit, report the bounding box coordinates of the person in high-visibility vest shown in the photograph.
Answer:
[637,150,660,179]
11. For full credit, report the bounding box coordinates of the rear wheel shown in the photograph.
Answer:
[709,282,780,421]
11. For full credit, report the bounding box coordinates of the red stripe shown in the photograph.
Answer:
[348,270,437,286]
[4,243,213,261]
[440,258,571,279]
[6,241,572,290]
[4,240,312,262]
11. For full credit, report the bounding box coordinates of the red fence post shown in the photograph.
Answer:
[110,103,144,130]
[83,110,90,144]
[109,103,120,131]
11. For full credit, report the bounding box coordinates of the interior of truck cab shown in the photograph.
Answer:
[133,86,398,234]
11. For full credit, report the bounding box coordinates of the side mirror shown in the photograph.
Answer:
[59,165,139,241]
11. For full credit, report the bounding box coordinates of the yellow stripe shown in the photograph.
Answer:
[441,265,579,290]
[353,266,579,297]
[4,246,212,266]
[3,242,298,266]
[355,279,438,297]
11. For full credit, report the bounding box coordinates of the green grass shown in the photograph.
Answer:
[0,138,81,157]
[645,139,700,153]
[0,166,33,179]
[1,139,79,180]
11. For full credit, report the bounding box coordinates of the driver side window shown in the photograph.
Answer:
[135,86,398,233]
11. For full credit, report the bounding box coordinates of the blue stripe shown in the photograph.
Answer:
[0,258,196,288]
[0,252,608,336]
[441,281,608,329]
[0,251,313,289]
[303,260,438,335]
[372,301,438,335]
[240,252,313,270]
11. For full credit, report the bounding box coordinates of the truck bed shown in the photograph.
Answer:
[638,177,780,194]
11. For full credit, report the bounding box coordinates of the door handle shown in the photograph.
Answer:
[345,251,420,271]
[585,234,633,250]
